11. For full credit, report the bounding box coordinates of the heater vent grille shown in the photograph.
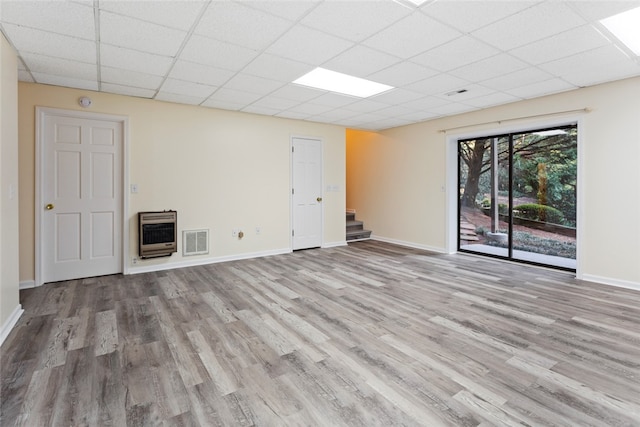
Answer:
[183,229,209,256]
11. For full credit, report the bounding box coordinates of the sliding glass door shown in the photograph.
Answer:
[458,125,577,270]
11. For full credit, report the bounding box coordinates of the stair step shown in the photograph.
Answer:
[346,229,372,241]
[346,212,355,221]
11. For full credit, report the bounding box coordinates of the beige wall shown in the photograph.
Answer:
[19,83,346,282]
[347,77,640,287]
[1,34,20,331]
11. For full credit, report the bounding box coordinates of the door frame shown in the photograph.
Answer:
[35,107,130,287]
[445,115,585,278]
[290,135,324,250]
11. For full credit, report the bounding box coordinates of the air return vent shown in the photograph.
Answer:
[183,229,209,256]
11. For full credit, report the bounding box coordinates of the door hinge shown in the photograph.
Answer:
[292,230,295,237]
[292,188,294,195]
[292,146,294,153]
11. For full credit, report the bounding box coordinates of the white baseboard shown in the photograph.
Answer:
[346,209,356,214]
[371,235,447,254]
[127,247,293,275]
[19,280,36,290]
[0,304,24,347]
[581,274,640,292]
[322,241,348,249]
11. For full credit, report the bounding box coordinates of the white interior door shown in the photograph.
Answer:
[292,137,323,250]
[41,112,123,283]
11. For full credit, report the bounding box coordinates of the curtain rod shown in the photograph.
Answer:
[438,107,591,134]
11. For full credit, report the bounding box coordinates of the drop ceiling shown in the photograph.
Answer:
[1,0,639,131]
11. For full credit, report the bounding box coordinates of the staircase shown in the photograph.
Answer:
[346,211,372,242]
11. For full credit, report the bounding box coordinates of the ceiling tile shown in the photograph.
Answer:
[433,84,497,102]
[429,102,476,116]
[21,53,96,81]
[307,93,359,108]
[343,99,388,114]
[160,78,216,98]
[449,54,529,82]
[179,34,260,71]
[168,60,235,87]
[367,61,439,87]
[402,96,450,111]
[241,105,281,116]
[509,25,610,65]
[223,74,285,96]
[368,88,424,105]
[423,1,538,33]
[101,66,163,90]
[275,110,313,120]
[247,96,301,111]
[201,98,245,111]
[100,11,186,57]
[206,87,263,106]
[100,44,173,76]
[506,78,577,99]
[480,67,554,91]
[269,84,325,103]
[0,1,95,39]
[284,102,334,116]
[98,1,205,31]
[560,59,640,87]
[155,92,207,106]
[2,24,96,64]
[307,108,359,122]
[472,2,587,51]
[411,36,499,72]
[195,2,293,50]
[101,83,156,99]
[566,1,640,22]
[405,73,470,96]
[463,92,521,108]
[243,1,321,22]
[300,1,410,42]
[242,54,311,82]
[265,25,354,65]
[363,13,462,59]
[31,72,98,91]
[538,45,631,77]
[323,45,401,79]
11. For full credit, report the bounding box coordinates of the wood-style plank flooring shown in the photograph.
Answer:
[2,241,640,426]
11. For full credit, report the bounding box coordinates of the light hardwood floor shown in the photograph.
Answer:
[2,241,640,426]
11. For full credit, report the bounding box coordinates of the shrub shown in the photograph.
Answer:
[513,203,564,224]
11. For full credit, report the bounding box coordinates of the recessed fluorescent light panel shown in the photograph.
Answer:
[600,6,640,56]
[293,67,394,98]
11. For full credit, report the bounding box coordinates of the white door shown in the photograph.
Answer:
[41,112,123,283]
[292,137,323,250]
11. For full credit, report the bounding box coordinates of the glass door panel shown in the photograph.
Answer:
[458,125,577,271]
[510,128,577,269]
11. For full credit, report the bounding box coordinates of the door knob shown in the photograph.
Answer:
[45,203,54,210]
[317,197,322,202]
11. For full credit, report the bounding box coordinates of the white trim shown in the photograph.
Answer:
[35,107,129,286]
[0,304,24,347]
[346,208,356,214]
[322,240,348,248]
[445,115,583,270]
[581,274,640,292]
[372,235,447,254]
[127,248,293,275]
[19,280,36,290]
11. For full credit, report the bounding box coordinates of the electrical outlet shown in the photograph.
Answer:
[132,257,138,265]
[255,226,261,235]
[232,229,239,237]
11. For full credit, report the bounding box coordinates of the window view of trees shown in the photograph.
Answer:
[458,125,577,270]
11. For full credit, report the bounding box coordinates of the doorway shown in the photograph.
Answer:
[37,107,127,285]
[458,124,577,270]
[291,137,323,250]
